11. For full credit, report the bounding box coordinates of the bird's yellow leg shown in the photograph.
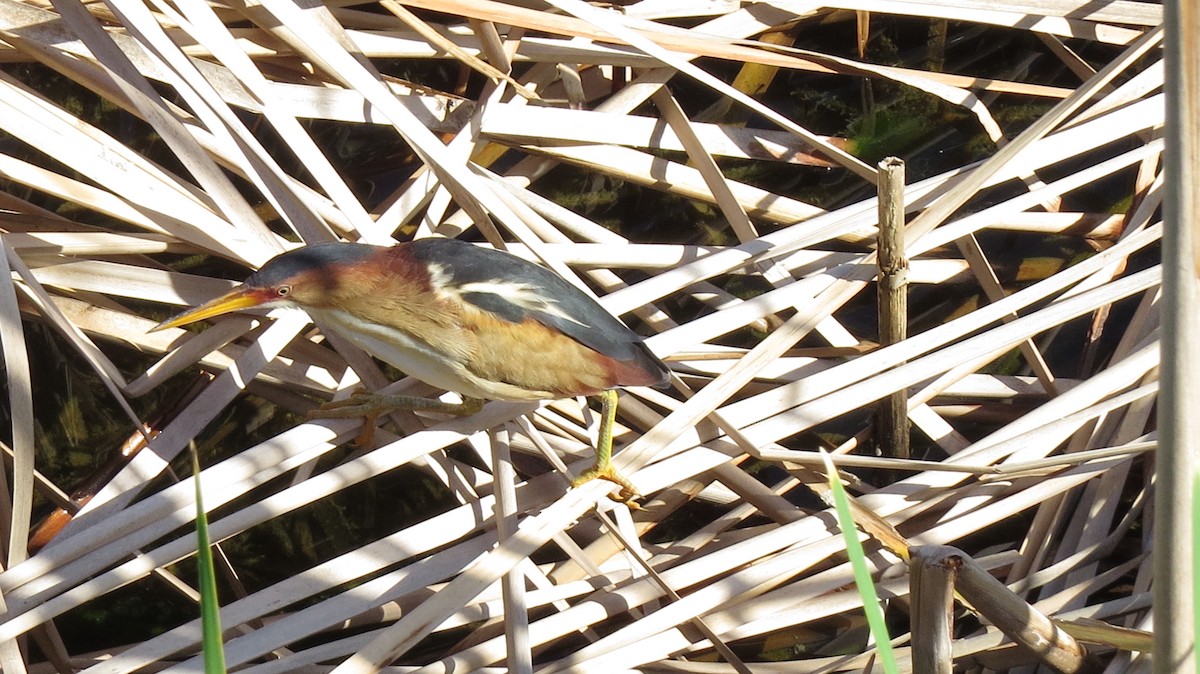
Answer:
[572,389,640,504]
[310,393,484,446]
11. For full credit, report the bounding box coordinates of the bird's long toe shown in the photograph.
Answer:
[572,463,641,506]
[303,394,381,447]
[308,393,389,419]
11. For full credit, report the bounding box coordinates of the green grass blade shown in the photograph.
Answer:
[192,446,227,674]
[820,449,899,674]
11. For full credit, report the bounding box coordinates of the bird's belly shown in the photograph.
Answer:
[308,308,554,402]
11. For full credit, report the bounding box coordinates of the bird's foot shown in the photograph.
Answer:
[572,462,641,508]
[313,393,483,419]
[309,393,483,447]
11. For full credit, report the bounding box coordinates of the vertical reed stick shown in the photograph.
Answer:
[909,547,957,674]
[490,428,533,674]
[876,157,909,458]
[1159,5,1200,672]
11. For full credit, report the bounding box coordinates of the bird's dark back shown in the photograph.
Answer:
[405,238,670,389]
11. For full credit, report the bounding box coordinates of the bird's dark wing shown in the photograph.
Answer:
[407,238,669,387]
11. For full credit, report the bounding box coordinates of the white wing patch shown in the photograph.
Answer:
[456,279,591,328]
[425,262,453,296]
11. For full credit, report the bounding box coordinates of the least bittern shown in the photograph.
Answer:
[153,238,669,501]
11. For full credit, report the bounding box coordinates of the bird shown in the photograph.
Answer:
[152,237,670,502]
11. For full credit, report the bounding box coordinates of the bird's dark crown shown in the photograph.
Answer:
[246,242,376,288]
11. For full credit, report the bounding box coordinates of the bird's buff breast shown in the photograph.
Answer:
[307,307,555,402]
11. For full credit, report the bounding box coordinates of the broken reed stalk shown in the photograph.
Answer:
[876,156,910,458]
[914,545,1092,673]
[1159,3,1200,672]
[909,546,957,674]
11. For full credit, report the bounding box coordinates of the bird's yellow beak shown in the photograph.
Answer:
[150,286,267,332]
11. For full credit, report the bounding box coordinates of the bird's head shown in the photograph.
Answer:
[151,243,376,332]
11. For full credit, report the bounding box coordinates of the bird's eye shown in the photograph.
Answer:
[277,285,292,297]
